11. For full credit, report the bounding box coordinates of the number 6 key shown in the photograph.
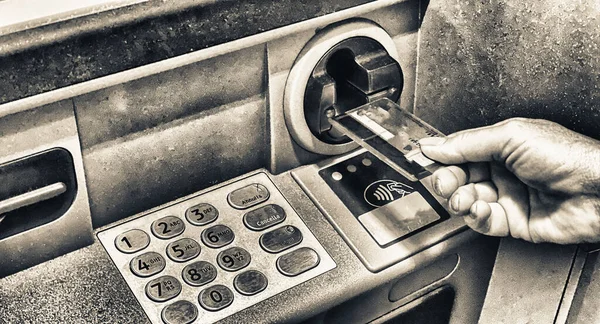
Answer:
[201,225,234,248]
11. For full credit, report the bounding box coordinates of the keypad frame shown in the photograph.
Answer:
[97,172,336,324]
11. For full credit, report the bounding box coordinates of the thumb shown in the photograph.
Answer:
[418,119,525,164]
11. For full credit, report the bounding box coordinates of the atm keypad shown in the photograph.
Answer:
[98,172,336,324]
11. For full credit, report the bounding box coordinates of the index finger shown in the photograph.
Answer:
[418,119,528,165]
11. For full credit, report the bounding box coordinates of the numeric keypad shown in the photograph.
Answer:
[98,173,335,324]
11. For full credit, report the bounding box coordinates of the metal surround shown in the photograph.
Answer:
[0,100,93,277]
[291,149,467,272]
[283,19,400,155]
[97,172,336,324]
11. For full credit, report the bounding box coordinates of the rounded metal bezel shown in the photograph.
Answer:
[283,19,400,155]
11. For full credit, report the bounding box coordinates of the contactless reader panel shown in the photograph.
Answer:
[293,150,465,272]
[319,152,449,247]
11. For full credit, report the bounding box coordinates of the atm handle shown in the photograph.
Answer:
[0,182,67,222]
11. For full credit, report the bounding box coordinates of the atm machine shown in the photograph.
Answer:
[0,1,597,323]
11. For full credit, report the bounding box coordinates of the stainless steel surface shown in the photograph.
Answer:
[292,149,466,272]
[479,238,577,324]
[555,247,587,324]
[387,253,458,302]
[0,182,66,215]
[0,170,492,323]
[0,0,411,120]
[97,171,336,324]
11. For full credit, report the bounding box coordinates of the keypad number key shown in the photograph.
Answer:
[182,261,217,287]
[130,252,166,277]
[201,225,235,248]
[145,275,182,302]
[185,203,218,226]
[234,270,268,296]
[199,285,234,311]
[114,229,150,254]
[166,238,201,262]
[217,247,251,272]
[151,216,185,239]
[161,300,198,324]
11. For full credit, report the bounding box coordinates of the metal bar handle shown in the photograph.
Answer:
[0,182,67,215]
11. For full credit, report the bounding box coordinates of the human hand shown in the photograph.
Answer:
[419,118,600,244]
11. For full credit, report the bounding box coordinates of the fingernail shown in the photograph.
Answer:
[451,194,460,213]
[418,137,447,146]
[469,203,478,219]
[434,178,444,196]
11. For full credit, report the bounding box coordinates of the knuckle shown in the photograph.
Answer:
[503,118,529,135]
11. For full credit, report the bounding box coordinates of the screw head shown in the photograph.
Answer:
[324,107,336,118]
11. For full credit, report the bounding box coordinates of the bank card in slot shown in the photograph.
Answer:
[329,98,445,182]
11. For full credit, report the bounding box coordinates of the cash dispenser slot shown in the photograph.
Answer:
[0,148,77,240]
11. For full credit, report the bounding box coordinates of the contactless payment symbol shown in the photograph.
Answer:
[363,180,414,208]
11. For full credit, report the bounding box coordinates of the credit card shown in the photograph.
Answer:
[329,98,445,181]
